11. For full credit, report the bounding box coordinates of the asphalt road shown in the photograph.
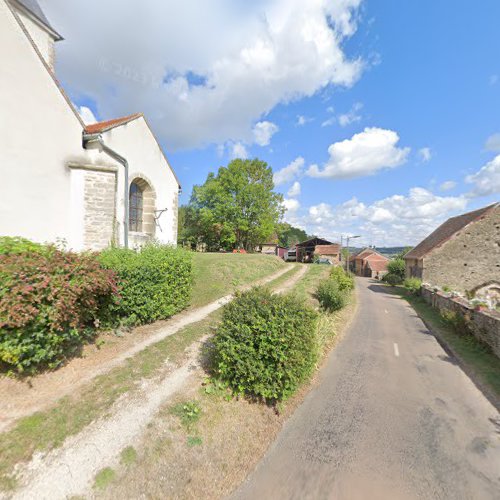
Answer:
[233,278,500,500]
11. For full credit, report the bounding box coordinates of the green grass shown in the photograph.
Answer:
[170,400,202,430]
[396,290,500,402]
[93,467,116,490]
[120,446,137,466]
[289,265,331,306]
[191,253,287,307]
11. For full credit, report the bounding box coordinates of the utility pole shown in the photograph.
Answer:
[345,235,360,273]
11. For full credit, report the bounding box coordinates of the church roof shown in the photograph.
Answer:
[84,113,143,134]
[14,0,62,39]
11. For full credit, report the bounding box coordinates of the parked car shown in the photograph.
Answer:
[284,249,297,262]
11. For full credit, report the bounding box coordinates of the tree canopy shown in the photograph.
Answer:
[179,159,284,251]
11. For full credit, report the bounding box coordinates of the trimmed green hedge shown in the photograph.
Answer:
[212,288,318,402]
[99,244,192,325]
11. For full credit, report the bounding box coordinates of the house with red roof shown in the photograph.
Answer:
[352,248,389,279]
[0,0,180,250]
[405,203,500,295]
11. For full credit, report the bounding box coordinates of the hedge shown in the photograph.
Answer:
[99,244,192,325]
[212,288,319,402]
[0,247,117,373]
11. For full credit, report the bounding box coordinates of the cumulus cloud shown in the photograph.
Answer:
[296,115,313,126]
[440,180,457,191]
[465,154,500,197]
[42,0,364,150]
[484,133,500,152]
[77,105,97,124]
[285,188,467,246]
[418,147,432,162]
[338,102,363,127]
[273,157,305,185]
[231,142,249,159]
[287,181,301,197]
[283,198,300,212]
[252,121,279,146]
[307,127,410,179]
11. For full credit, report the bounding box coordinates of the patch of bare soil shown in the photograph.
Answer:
[0,266,292,433]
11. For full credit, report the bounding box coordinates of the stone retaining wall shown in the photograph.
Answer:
[421,285,500,358]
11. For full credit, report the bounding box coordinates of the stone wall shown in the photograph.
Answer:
[83,170,117,250]
[423,206,500,293]
[421,285,500,359]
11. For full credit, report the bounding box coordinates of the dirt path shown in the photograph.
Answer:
[8,265,309,499]
[0,265,296,433]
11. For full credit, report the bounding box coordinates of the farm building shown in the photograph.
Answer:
[295,237,334,263]
[352,248,389,278]
[404,202,500,295]
[314,244,341,265]
[256,243,288,259]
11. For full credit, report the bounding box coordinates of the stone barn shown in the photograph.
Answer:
[352,248,389,278]
[404,203,500,295]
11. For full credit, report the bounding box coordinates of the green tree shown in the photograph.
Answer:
[277,223,308,248]
[189,159,284,251]
[387,258,406,282]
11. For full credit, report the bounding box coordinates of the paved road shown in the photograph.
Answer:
[233,278,500,500]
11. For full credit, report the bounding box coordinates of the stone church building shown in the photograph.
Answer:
[0,0,180,250]
[405,203,500,297]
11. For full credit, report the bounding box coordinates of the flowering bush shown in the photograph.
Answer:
[0,248,118,373]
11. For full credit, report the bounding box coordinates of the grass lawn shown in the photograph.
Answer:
[190,253,287,307]
[394,288,500,405]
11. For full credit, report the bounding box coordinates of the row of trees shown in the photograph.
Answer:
[178,158,309,252]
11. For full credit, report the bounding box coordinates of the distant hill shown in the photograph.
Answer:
[347,246,411,259]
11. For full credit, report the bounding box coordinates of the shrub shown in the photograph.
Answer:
[383,272,403,286]
[99,244,192,325]
[0,249,118,373]
[329,266,354,291]
[212,288,318,402]
[387,258,405,283]
[404,277,422,295]
[316,278,347,311]
[0,237,50,256]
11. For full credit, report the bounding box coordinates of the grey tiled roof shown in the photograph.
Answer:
[16,0,61,38]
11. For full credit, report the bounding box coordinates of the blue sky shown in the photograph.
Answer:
[41,0,500,246]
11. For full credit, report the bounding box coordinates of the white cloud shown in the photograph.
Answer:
[465,154,500,197]
[307,127,410,179]
[321,117,336,127]
[273,156,304,185]
[440,180,457,191]
[485,133,500,152]
[418,147,432,162]
[287,181,301,197]
[338,101,363,127]
[286,188,467,246]
[296,115,312,126]
[283,198,300,212]
[43,0,364,150]
[231,142,249,159]
[77,105,97,124]
[252,121,279,146]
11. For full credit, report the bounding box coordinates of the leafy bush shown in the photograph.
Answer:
[404,277,422,295]
[0,249,117,373]
[0,237,50,256]
[99,244,192,325]
[212,288,318,402]
[386,258,405,283]
[329,266,355,291]
[316,278,347,311]
[383,273,402,286]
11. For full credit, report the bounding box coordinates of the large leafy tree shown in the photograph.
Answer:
[187,159,284,251]
[277,223,308,248]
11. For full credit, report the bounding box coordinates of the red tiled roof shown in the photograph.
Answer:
[84,113,143,134]
[354,248,377,260]
[366,259,389,272]
[405,203,499,260]
[315,244,340,255]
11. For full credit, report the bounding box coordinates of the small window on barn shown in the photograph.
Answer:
[129,181,143,232]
